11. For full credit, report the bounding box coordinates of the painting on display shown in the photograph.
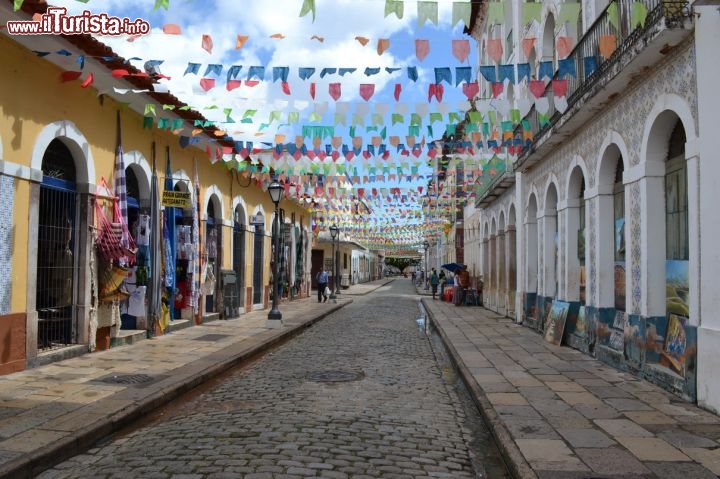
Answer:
[614,262,626,311]
[575,305,588,338]
[544,300,570,346]
[609,330,624,351]
[662,314,687,375]
[666,260,689,319]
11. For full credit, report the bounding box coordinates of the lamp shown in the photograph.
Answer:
[267,180,284,327]
[329,224,339,300]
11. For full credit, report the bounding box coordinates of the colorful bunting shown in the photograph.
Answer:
[415,39,430,61]
[417,1,438,26]
[452,39,470,63]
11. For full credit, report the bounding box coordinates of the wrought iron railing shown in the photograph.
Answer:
[474,156,514,200]
[512,0,692,160]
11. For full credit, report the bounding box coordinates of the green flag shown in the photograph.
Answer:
[452,2,471,27]
[488,2,505,25]
[299,0,316,21]
[631,1,648,28]
[523,2,542,23]
[385,0,404,19]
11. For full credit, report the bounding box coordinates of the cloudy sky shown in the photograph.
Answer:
[48,0,477,146]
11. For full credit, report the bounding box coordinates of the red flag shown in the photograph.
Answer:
[394,83,402,101]
[310,82,316,99]
[552,79,568,97]
[200,78,215,91]
[522,38,536,58]
[329,83,341,101]
[452,39,470,62]
[201,34,213,54]
[491,82,504,98]
[487,38,503,63]
[415,39,429,61]
[60,71,82,82]
[529,80,546,98]
[360,84,375,101]
[462,81,479,100]
[227,80,242,91]
[281,82,291,95]
[80,73,94,88]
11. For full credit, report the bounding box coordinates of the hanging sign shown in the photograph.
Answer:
[162,190,192,208]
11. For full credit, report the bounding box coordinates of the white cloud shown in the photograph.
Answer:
[49,0,473,144]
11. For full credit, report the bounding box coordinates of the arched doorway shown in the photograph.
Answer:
[525,193,539,326]
[204,196,222,315]
[252,211,265,308]
[36,139,79,350]
[232,204,246,315]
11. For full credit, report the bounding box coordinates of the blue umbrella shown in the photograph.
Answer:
[441,262,465,273]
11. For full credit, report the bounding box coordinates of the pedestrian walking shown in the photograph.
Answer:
[316,266,329,303]
[430,268,439,299]
[439,270,446,300]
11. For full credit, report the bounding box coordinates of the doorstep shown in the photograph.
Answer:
[110,329,147,347]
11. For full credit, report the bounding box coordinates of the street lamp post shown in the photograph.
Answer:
[267,180,284,328]
[329,224,338,301]
[423,240,430,291]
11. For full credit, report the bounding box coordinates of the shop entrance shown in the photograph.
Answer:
[36,139,79,351]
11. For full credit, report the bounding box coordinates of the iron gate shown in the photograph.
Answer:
[252,226,264,305]
[232,222,245,312]
[36,178,78,351]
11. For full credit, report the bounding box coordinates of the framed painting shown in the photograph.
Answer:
[544,300,570,346]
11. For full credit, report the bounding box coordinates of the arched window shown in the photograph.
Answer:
[665,122,688,261]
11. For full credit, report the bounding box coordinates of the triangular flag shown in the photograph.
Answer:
[163,24,181,34]
[529,80,546,98]
[452,39,470,63]
[201,34,213,54]
[236,35,249,50]
[80,73,94,88]
[360,84,375,101]
[60,71,82,82]
[355,36,369,46]
[416,39,430,61]
[556,36,573,59]
[487,38,503,63]
[385,0,404,19]
[417,1,438,26]
[377,38,390,55]
[299,0,316,21]
[329,83,341,101]
[394,83,402,101]
[522,38,536,58]
[452,1,471,27]
[200,78,215,91]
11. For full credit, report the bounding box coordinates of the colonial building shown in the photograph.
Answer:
[0,1,315,374]
[465,0,720,412]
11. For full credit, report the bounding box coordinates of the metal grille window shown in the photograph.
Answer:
[666,123,688,261]
[252,226,264,304]
[37,183,78,349]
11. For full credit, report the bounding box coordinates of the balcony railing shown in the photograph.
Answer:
[512,0,692,164]
[474,156,513,201]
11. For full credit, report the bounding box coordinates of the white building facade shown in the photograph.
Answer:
[466,0,720,411]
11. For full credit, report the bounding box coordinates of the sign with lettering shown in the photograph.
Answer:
[161,190,192,208]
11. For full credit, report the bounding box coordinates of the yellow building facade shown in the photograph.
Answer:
[0,26,312,374]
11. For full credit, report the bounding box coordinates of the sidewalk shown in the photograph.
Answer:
[422,297,720,479]
[0,280,392,478]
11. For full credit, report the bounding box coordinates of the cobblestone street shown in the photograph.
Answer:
[38,280,504,478]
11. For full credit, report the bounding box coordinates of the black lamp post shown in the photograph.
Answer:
[423,240,430,291]
[329,224,338,300]
[267,180,284,326]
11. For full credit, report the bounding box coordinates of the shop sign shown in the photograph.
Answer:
[161,190,192,208]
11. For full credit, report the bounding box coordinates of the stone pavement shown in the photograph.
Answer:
[422,297,720,479]
[1,277,719,478]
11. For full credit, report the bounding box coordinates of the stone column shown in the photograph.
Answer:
[587,188,615,309]
[506,225,517,316]
[482,236,489,303]
[559,199,581,302]
[489,233,497,309]
[497,228,506,314]
[540,210,558,299]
